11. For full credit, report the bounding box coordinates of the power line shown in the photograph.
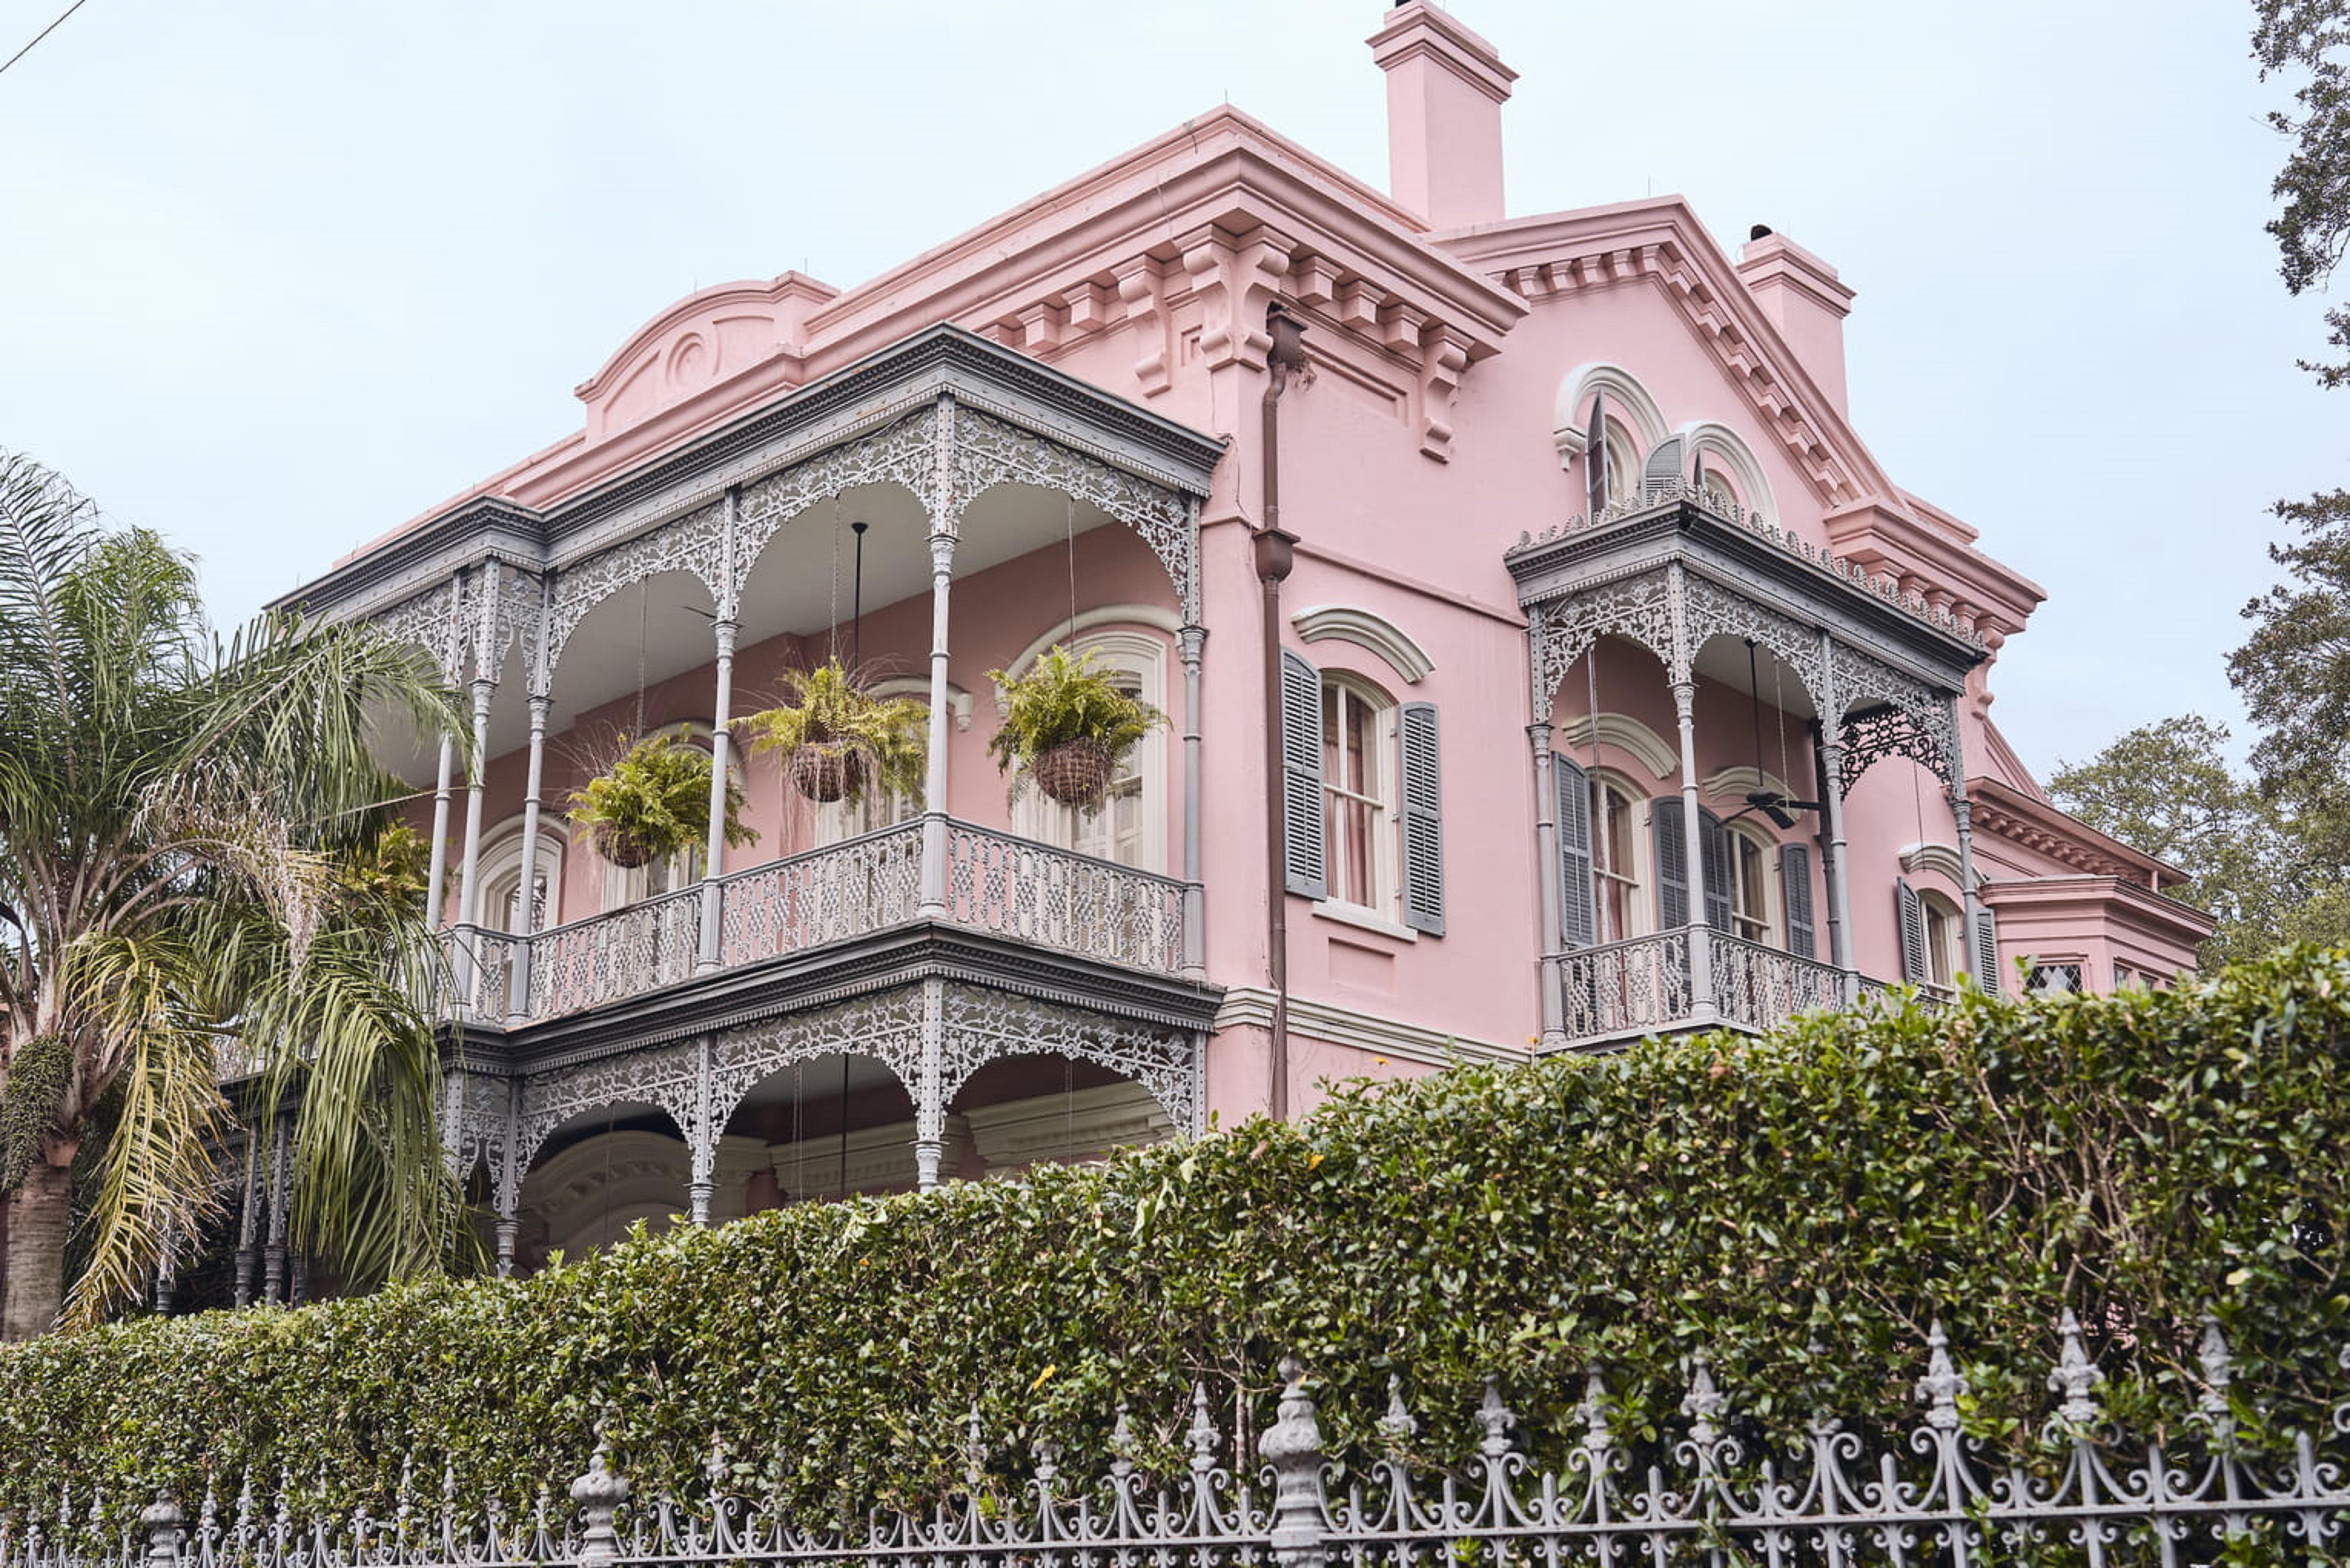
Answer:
[0,0,92,80]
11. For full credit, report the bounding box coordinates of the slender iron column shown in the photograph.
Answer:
[451,676,496,1010]
[1946,698,1986,984]
[1672,680,1715,1017]
[509,692,551,1024]
[262,1116,289,1304]
[687,1036,715,1224]
[1178,624,1207,981]
[1529,725,1566,1050]
[494,1078,521,1276]
[914,978,945,1191]
[425,734,456,926]
[1814,632,1858,1001]
[919,531,956,918]
[698,619,739,972]
[232,1132,260,1308]
[152,1222,176,1316]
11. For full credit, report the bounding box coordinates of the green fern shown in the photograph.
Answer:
[986,644,1162,774]
[735,660,928,805]
[566,732,755,865]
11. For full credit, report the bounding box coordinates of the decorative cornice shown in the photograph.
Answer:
[1967,776,2187,889]
[1212,986,1523,1067]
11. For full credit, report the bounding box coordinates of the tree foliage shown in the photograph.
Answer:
[0,452,468,1328]
[3,951,2349,1518]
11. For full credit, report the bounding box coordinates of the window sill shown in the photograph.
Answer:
[1310,900,1420,943]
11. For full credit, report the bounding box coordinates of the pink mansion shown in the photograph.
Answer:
[242,4,2208,1286]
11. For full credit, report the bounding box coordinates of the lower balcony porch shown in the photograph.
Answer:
[1548,926,1922,1050]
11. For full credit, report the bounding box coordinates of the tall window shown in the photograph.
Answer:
[1322,677,1392,909]
[597,723,729,911]
[1726,824,1776,945]
[1601,418,1641,507]
[482,823,565,934]
[1921,891,1961,990]
[1699,465,1739,517]
[1013,631,1168,872]
[1589,773,1643,943]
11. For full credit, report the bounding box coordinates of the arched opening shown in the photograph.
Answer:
[513,1103,691,1271]
[718,1052,921,1207]
[947,1055,1174,1180]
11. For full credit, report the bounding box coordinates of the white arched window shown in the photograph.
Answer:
[480,818,567,935]
[596,721,737,911]
[1009,629,1169,873]
[1600,418,1642,509]
[1588,769,1648,944]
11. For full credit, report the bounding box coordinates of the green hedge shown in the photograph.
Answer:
[4,952,2348,1519]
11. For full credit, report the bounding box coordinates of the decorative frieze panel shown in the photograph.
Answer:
[541,502,728,685]
[939,985,1200,1137]
[509,1038,704,1202]
[705,990,927,1136]
[730,410,947,608]
[950,409,1199,620]
[1831,640,1957,790]
[372,577,468,682]
[1525,569,1678,722]
[1680,574,1826,713]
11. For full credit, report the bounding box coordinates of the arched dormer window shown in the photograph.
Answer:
[480,817,567,935]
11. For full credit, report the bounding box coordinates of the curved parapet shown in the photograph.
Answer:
[574,272,840,443]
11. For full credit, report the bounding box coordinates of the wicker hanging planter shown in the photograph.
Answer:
[786,742,868,804]
[567,731,754,872]
[1029,737,1116,808]
[588,820,660,869]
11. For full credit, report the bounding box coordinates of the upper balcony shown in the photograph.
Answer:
[444,818,1187,1029]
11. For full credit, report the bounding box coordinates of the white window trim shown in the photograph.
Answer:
[1703,764,1802,810]
[1553,362,1671,465]
[1920,889,1964,993]
[1723,819,1779,947]
[1291,604,1434,685]
[1308,898,1420,943]
[1898,842,1967,885]
[1678,419,1779,526]
[1318,671,1397,918]
[1007,626,1170,874]
[1559,713,1678,782]
[480,816,568,935]
[1000,604,1183,694]
[1588,767,1651,944]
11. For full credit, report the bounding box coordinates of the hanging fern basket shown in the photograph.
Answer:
[1029,737,1115,808]
[787,742,868,804]
[587,819,661,870]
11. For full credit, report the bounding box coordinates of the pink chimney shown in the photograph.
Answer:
[1369,2,1517,230]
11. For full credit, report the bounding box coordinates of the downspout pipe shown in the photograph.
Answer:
[1258,304,1308,1123]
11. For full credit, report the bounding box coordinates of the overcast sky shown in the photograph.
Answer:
[0,0,2333,780]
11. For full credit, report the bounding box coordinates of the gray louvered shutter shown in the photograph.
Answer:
[1971,905,2000,992]
[1699,808,1734,933]
[1399,702,1444,935]
[1780,843,1815,959]
[1642,435,1686,501]
[1279,650,1326,899]
[1556,754,1595,951]
[1584,393,1608,516]
[1896,878,1927,985]
[1653,800,1689,929]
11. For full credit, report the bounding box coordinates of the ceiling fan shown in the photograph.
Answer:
[1725,639,1821,830]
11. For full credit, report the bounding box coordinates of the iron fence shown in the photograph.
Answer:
[11,1315,2350,1568]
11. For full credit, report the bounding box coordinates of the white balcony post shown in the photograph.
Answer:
[510,692,551,1025]
[687,1036,716,1224]
[262,1114,289,1305]
[452,676,495,1010]
[1946,698,1985,984]
[425,733,456,928]
[919,530,956,920]
[1529,724,1566,1050]
[1815,632,1858,1001]
[698,618,738,972]
[1672,679,1715,1018]
[1179,624,1207,981]
[493,1079,521,1276]
[914,977,945,1191]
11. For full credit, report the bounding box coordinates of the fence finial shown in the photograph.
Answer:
[1680,1353,1726,1449]
[1189,1383,1221,1476]
[964,1406,987,1492]
[2197,1313,2237,1436]
[1577,1364,1615,1463]
[140,1494,183,1568]
[1110,1402,1136,1480]
[2048,1308,2105,1427]
[1377,1374,1420,1453]
[570,1436,629,1567]
[1915,1320,1967,1432]
[1476,1378,1516,1459]
[1259,1357,1328,1568]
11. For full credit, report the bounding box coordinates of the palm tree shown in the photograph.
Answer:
[0,451,468,1334]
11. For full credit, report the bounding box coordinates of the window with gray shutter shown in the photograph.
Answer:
[1556,754,1595,951]
[1652,799,1689,929]
[1279,650,1326,899]
[1699,807,1733,933]
[1584,394,1609,516]
[1399,702,1443,935]
[1971,906,1999,991]
[1896,878,1927,985]
[1780,843,1815,959]
[1642,435,1686,501]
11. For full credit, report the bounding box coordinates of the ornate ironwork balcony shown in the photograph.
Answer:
[437,819,1191,1031]
[1552,926,1872,1048]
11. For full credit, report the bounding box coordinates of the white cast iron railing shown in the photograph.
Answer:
[524,890,700,1021]
[1707,928,1844,1033]
[438,928,521,1023]
[1555,929,1694,1042]
[44,1316,2350,1568]
[718,822,924,968]
[944,822,1185,975]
